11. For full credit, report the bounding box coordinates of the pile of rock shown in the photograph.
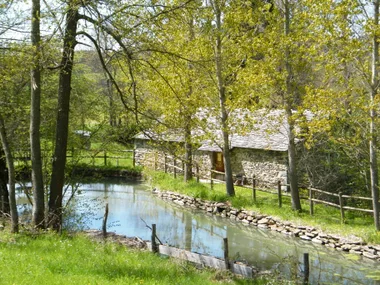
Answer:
[155,190,380,261]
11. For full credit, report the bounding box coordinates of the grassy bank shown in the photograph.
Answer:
[0,230,281,285]
[147,171,380,244]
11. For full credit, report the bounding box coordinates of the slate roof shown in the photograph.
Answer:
[134,109,307,153]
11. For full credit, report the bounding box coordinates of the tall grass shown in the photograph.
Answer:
[0,231,272,285]
[147,171,380,244]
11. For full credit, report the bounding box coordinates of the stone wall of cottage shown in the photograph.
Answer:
[193,151,213,178]
[230,148,288,187]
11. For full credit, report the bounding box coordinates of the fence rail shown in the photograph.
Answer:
[14,149,136,168]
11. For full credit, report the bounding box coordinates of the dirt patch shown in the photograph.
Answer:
[84,229,147,249]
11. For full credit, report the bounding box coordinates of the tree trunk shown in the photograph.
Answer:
[0,148,10,215]
[0,115,18,233]
[213,0,235,196]
[184,119,193,182]
[31,0,45,229]
[48,1,79,230]
[183,16,195,183]
[284,0,301,211]
[370,0,380,231]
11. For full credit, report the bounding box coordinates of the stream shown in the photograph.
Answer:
[17,179,380,284]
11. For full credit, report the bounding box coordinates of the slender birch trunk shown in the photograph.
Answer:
[184,16,195,183]
[213,0,235,196]
[370,0,380,230]
[0,115,18,233]
[284,0,301,211]
[0,149,10,215]
[31,0,45,229]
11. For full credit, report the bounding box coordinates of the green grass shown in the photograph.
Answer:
[0,230,273,285]
[68,149,134,168]
[147,171,380,244]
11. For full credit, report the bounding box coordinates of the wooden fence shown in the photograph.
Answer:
[142,151,376,224]
[14,149,136,168]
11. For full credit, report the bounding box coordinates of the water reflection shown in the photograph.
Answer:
[17,179,380,284]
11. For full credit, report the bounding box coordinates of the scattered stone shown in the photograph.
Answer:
[174,200,185,206]
[363,252,378,259]
[300,235,312,241]
[349,249,362,255]
[258,224,268,229]
[292,229,302,237]
[312,238,324,245]
[257,218,269,225]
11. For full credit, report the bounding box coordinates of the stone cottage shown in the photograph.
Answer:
[134,109,293,188]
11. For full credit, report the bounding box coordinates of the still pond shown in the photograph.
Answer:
[16,179,380,284]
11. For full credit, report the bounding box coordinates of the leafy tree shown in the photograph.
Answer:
[0,45,31,232]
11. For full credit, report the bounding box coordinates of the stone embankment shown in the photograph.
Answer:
[154,190,380,261]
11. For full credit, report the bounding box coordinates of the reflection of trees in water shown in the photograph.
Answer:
[71,183,380,285]
[184,212,192,251]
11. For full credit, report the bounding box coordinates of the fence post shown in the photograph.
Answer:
[210,170,214,190]
[309,186,314,216]
[277,180,282,208]
[339,192,345,223]
[151,224,158,253]
[173,158,177,179]
[223,238,230,270]
[102,203,109,239]
[104,151,107,166]
[154,153,157,170]
[164,155,167,173]
[252,175,256,203]
[132,149,136,168]
[303,253,309,285]
[196,164,200,183]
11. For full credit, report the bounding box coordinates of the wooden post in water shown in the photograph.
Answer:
[252,175,256,203]
[339,192,345,223]
[309,186,314,216]
[277,180,282,208]
[151,224,158,253]
[303,253,309,285]
[102,203,109,239]
[223,238,230,270]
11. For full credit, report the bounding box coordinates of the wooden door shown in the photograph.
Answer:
[213,152,225,172]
